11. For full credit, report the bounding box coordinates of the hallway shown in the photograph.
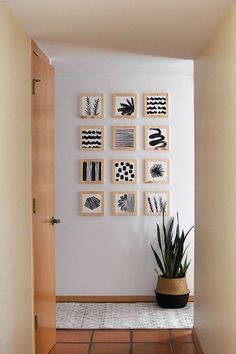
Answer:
[1,1,236,353]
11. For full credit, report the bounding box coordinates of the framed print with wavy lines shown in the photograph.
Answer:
[144,126,169,151]
[79,126,104,151]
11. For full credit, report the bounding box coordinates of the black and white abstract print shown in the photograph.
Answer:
[113,160,136,183]
[81,192,104,215]
[145,126,169,150]
[145,94,168,117]
[150,164,164,178]
[118,194,134,212]
[81,160,103,183]
[84,196,100,210]
[80,127,103,150]
[145,159,169,183]
[80,94,103,119]
[145,192,169,216]
[113,127,136,150]
[113,94,136,118]
[114,192,136,215]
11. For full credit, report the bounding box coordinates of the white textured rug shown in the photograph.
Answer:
[56,302,193,329]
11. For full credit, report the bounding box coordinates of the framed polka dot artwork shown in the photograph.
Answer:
[112,159,137,184]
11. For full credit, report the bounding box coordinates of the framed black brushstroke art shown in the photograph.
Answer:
[112,191,137,216]
[143,93,168,118]
[144,126,170,151]
[80,159,104,184]
[112,93,137,118]
[79,93,104,119]
[112,126,137,151]
[80,191,104,216]
[79,126,104,151]
[144,159,170,184]
[144,191,170,216]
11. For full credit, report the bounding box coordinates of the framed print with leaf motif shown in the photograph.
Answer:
[80,93,104,119]
[112,93,137,118]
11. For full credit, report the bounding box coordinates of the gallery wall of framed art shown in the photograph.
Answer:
[77,93,172,217]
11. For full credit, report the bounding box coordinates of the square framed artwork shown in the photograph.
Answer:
[144,126,170,151]
[79,126,104,151]
[144,159,170,183]
[112,191,137,216]
[143,93,168,118]
[112,93,137,118]
[112,159,137,184]
[79,93,104,119]
[80,191,104,216]
[144,191,170,216]
[80,159,104,184]
[112,126,137,151]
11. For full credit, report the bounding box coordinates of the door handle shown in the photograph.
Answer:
[32,78,41,95]
[50,216,61,225]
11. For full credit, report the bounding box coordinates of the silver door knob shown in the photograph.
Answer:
[50,216,61,225]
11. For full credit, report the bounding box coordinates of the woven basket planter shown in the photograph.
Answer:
[155,276,189,308]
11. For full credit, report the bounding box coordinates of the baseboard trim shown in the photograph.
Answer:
[192,327,204,354]
[56,295,194,303]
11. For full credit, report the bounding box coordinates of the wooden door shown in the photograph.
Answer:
[31,42,56,354]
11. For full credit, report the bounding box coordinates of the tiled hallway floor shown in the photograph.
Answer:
[49,329,197,354]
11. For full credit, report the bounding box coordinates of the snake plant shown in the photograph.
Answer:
[151,211,194,278]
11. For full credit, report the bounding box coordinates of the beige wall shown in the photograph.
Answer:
[195,2,236,354]
[0,3,34,354]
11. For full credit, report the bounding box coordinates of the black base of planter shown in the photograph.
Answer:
[155,292,189,309]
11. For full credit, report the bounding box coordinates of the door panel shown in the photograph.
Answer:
[31,42,56,354]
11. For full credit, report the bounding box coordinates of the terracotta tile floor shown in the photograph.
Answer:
[49,329,198,354]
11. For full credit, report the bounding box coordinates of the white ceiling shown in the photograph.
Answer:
[3,0,232,59]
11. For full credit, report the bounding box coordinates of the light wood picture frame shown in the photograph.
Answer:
[112,191,137,216]
[143,93,169,118]
[112,93,137,118]
[112,126,137,151]
[144,159,170,183]
[144,126,170,151]
[79,159,104,184]
[112,159,137,184]
[144,191,170,216]
[79,126,104,151]
[79,93,104,119]
[80,191,104,216]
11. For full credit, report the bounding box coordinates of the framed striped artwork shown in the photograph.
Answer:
[112,126,137,151]
[80,159,104,184]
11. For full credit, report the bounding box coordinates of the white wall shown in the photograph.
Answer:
[0,3,34,354]
[53,48,194,296]
[195,2,236,353]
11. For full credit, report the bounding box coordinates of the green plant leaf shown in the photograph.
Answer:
[167,217,174,242]
[151,245,165,274]
[157,223,166,269]
[162,208,167,243]
[184,225,194,240]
